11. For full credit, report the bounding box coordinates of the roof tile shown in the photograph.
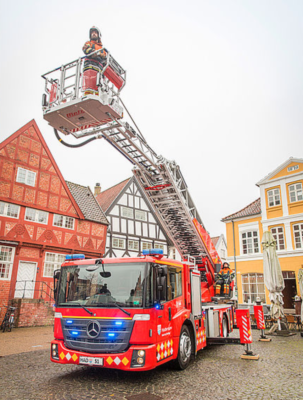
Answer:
[66,181,108,225]
[96,178,131,212]
[222,198,261,221]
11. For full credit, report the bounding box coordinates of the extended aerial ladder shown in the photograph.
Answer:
[42,49,221,288]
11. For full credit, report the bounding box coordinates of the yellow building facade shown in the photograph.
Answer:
[222,158,303,309]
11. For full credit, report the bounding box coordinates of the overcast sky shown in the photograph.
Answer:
[1,0,302,237]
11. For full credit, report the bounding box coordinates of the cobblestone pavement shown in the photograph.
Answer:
[1,330,303,400]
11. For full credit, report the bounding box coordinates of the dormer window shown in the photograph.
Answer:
[16,167,36,187]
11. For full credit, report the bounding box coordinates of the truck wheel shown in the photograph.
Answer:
[174,325,192,370]
[222,315,229,338]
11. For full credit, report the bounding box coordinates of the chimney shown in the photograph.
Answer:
[94,183,101,196]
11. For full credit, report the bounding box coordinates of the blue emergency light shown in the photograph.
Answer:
[65,254,85,261]
[142,249,163,256]
[115,321,123,326]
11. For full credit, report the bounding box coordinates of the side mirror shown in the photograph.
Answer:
[100,271,111,278]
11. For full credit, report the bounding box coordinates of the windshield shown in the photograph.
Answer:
[57,262,149,308]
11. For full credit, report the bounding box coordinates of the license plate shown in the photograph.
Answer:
[79,356,103,366]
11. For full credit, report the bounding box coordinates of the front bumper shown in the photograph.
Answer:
[51,340,161,371]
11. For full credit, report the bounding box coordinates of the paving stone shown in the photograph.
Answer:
[0,330,302,400]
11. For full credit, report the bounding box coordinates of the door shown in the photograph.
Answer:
[282,271,297,309]
[14,262,37,298]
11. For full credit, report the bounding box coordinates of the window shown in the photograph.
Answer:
[154,243,164,251]
[270,227,285,250]
[135,210,147,221]
[0,202,20,218]
[128,240,139,251]
[142,242,152,250]
[241,231,259,254]
[289,183,303,203]
[53,214,74,229]
[121,207,133,219]
[220,249,226,259]
[167,266,183,300]
[25,208,48,224]
[0,246,14,279]
[242,273,265,303]
[267,188,281,207]
[112,237,125,249]
[16,167,36,187]
[44,252,66,278]
[288,165,299,172]
[293,224,303,249]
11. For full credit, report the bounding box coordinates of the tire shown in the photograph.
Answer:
[222,315,229,338]
[173,325,192,370]
[2,321,8,333]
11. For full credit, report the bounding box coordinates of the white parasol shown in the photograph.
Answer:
[298,268,303,321]
[262,231,285,319]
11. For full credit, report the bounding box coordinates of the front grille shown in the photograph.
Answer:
[61,318,134,354]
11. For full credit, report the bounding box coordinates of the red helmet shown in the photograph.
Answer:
[89,26,101,41]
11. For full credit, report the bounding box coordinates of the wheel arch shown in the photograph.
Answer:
[183,314,196,356]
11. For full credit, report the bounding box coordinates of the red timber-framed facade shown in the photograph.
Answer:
[0,120,108,322]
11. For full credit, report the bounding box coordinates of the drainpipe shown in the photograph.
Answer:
[232,220,238,307]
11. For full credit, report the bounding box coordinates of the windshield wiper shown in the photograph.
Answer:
[76,303,94,316]
[108,301,131,316]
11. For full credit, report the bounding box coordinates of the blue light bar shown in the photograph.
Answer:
[66,320,73,324]
[71,331,79,336]
[142,249,163,256]
[115,321,122,326]
[108,333,115,337]
[65,254,85,261]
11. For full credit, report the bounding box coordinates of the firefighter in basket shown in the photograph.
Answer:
[82,26,107,95]
[215,262,235,297]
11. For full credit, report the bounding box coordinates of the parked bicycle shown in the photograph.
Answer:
[1,305,16,332]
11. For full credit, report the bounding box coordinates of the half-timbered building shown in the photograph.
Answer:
[95,177,175,258]
[0,120,108,324]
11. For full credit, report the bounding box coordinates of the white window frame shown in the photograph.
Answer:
[16,167,36,187]
[267,188,281,207]
[121,206,134,219]
[128,240,139,251]
[43,252,66,278]
[242,273,265,304]
[241,230,259,255]
[0,246,15,280]
[53,214,75,230]
[25,208,48,224]
[0,201,20,219]
[135,209,147,221]
[270,226,285,251]
[293,223,303,249]
[288,165,299,172]
[289,183,303,203]
[112,237,126,249]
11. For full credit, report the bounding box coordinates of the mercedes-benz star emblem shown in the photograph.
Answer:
[87,321,100,338]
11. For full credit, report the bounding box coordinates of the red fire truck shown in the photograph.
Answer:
[42,48,255,370]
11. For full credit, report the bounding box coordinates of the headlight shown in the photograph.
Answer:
[131,349,146,368]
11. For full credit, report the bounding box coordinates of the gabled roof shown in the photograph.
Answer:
[96,178,131,212]
[256,157,303,186]
[211,236,220,247]
[222,198,261,222]
[0,119,83,218]
[66,181,108,225]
